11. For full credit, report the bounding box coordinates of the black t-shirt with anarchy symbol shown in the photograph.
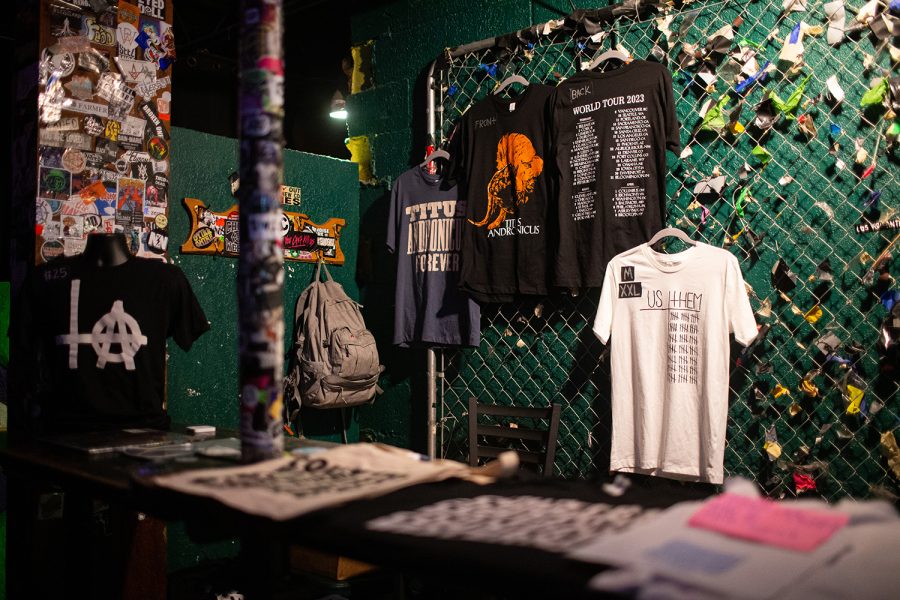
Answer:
[12,255,209,431]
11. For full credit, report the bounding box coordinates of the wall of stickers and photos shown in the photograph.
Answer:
[36,0,174,264]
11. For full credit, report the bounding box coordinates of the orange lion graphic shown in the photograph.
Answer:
[469,133,544,230]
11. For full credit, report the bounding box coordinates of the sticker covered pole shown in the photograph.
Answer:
[237,0,285,461]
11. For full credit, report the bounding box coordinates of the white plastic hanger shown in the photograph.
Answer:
[493,74,529,94]
[647,227,697,247]
[588,49,630,70]
[419,148,450,167]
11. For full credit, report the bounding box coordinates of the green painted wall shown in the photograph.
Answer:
[349,1,570,179]
[350,1,574,451]
[165,126,360,571]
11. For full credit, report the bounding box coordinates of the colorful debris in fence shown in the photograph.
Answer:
[793,472,817,493]
[769,75,812,119]
[765,426,782,461]
[881,431,900,479]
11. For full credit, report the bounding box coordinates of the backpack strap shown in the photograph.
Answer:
[293,278,312,330]
[320,260,334,282]
[291,261,323,341]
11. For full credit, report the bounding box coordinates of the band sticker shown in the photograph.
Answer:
[64,76,94,100]
[118,0,141,28]
[41,240,65,262]
[136,76,171,99]
[282,184,302,206]
[139,101,166,139]
[63,98,110,117]
[117,21,139,59]
[62,215,84,239]
[45,117,80,132]
[116,177,145,226]
[61,148,87,173]
[38,166,72,201]
[138,0,165,20]
[116,58,157,84]
[77,49,110,73]
[43,49,76,77]
[82,17,116,47]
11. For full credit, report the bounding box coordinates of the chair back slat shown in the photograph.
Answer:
[467,397,562,477]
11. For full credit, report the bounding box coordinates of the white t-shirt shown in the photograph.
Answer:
[593,242,757,484]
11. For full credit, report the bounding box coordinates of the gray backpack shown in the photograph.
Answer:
[284,262,382,420]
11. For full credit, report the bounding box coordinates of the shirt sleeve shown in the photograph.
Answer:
[593,263,616,344]
[386,178,400,254]
[661,67,681,155]
[168,266,210,351]
[725,255,758,346]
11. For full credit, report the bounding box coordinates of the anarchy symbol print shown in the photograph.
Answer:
[469,133,544,230]
[56,280,148,370]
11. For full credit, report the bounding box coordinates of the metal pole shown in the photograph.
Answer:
[427,348,436,459]
[238,0,285,462]
[425,59,438,460]
[438,348,445,458]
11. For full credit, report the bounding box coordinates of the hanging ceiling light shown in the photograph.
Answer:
[329,90,347,119]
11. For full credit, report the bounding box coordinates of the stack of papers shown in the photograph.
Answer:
[568,491,900,599]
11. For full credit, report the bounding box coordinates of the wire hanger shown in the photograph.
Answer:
[587,30,631,71]
[493,74,529,94]
[647,227,697,247]
[419,148,450,167]
[588,48,630,70]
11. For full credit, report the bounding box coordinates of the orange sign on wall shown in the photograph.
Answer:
[179,198,345,265]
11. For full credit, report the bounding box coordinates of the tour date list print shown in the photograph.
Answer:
[179,198,345,265]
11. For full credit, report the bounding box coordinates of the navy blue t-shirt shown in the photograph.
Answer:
[387,166,480,347]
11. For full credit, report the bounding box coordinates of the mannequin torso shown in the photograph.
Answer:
[81,233,132,268]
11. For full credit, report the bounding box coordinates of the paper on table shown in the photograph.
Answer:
[688,493,848,552]
[150,443,507,521]
[780,521,900,600]
[570,501,850,599]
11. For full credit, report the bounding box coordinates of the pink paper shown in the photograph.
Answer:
[688,493,849,552]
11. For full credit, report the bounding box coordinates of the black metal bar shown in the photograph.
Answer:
[476,424,546,442]
[444,0,658,58]
[477,446,544,464]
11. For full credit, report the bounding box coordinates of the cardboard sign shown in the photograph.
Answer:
[179,198,345,265]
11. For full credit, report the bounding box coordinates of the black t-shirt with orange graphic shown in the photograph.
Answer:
[448,84,555,303]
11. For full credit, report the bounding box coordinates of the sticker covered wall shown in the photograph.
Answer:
[36,0,175,264]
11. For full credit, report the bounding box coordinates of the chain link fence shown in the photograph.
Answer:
[431,0,899,500]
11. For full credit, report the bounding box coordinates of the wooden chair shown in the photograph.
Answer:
[467,397,562,477]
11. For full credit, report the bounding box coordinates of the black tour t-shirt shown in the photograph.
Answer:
[387,165,481,347]
[14,255,209,430]
[449,84,555,303]
[551,60,680,288]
